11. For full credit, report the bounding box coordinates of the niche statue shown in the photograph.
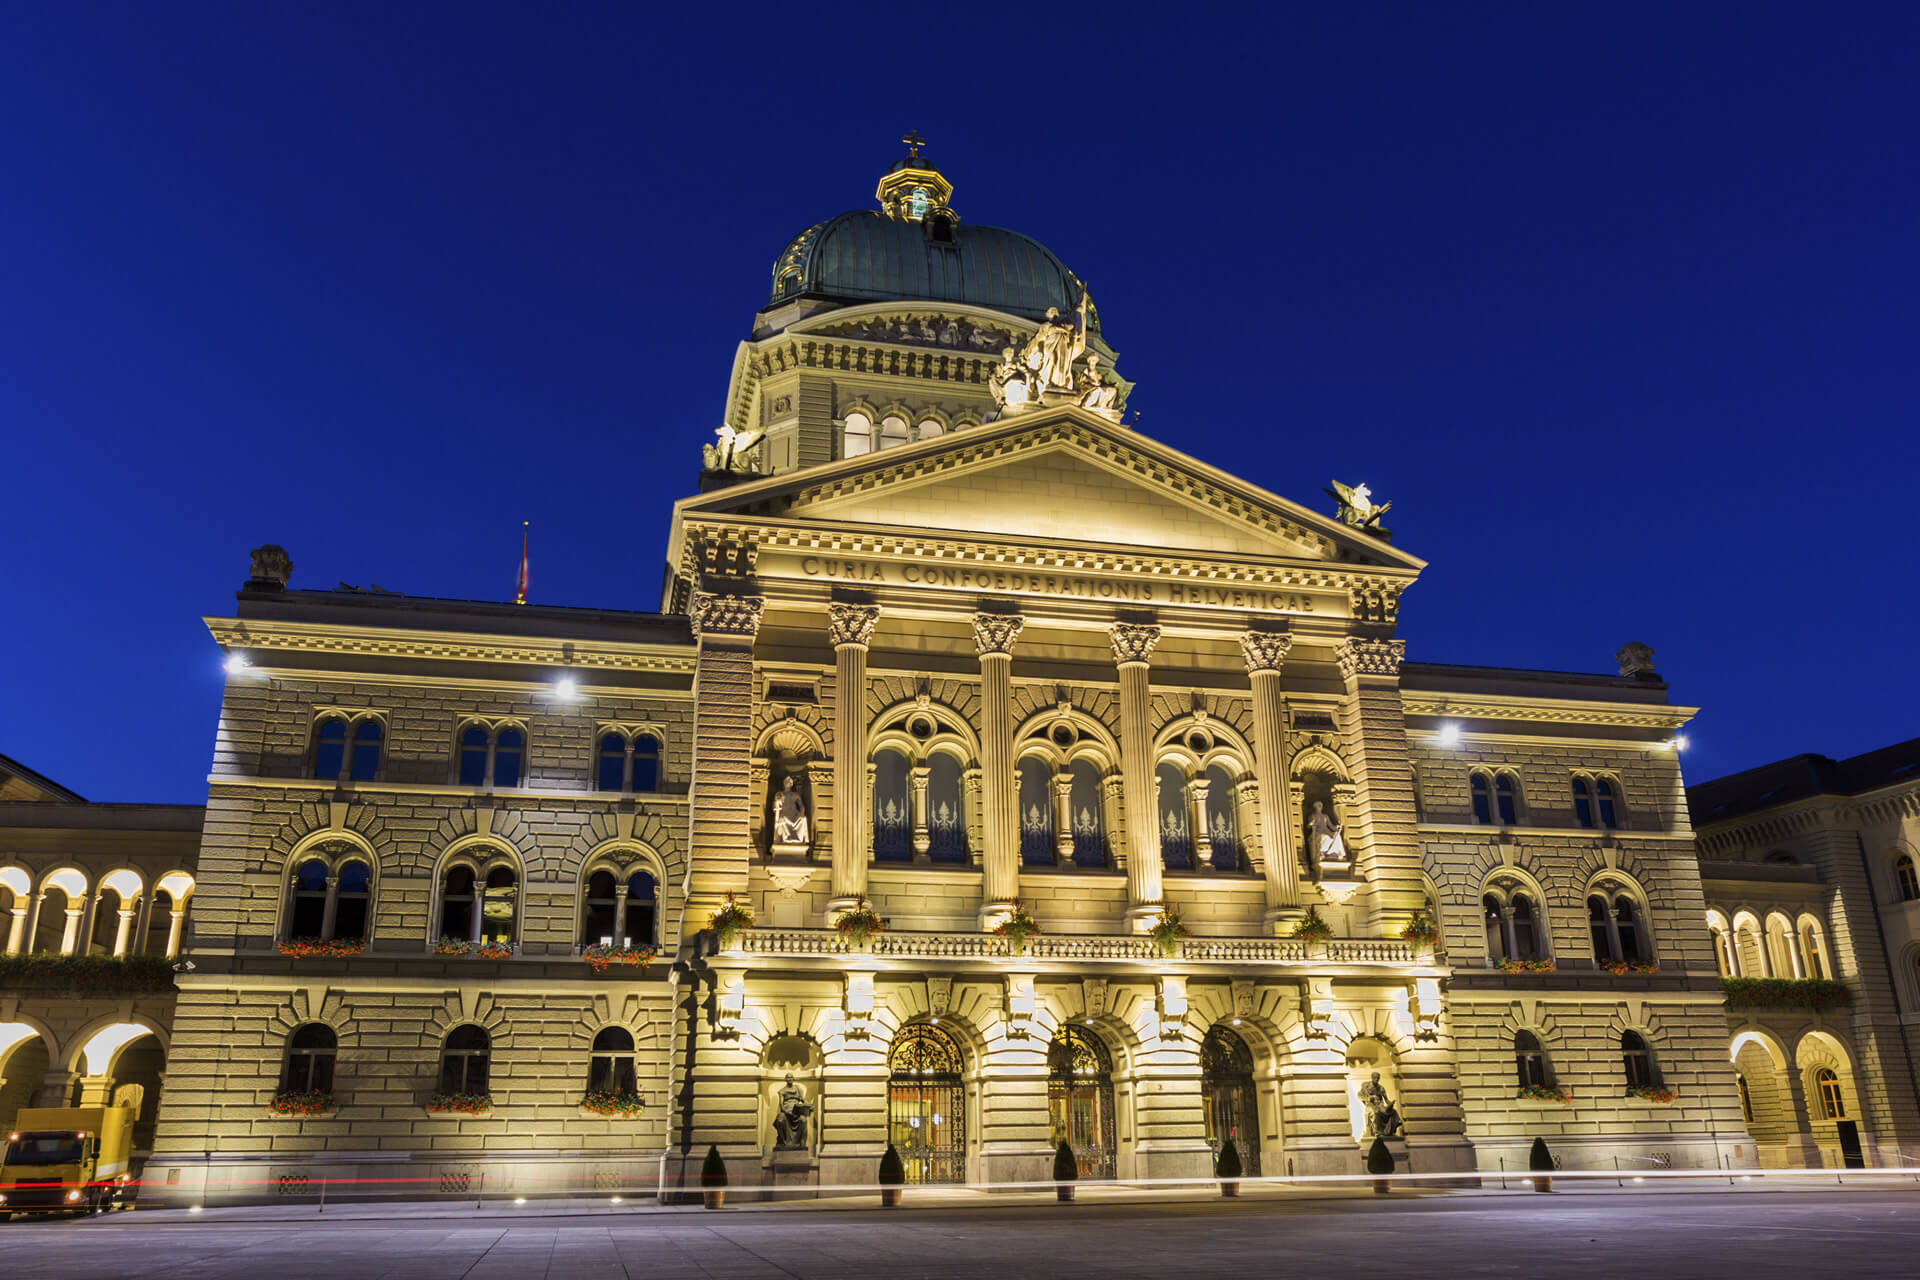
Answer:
[773,1073,814,1150]
[773,776,810,845]
[1359,1071,1402,1139]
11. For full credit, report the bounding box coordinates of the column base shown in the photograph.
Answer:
[824,896,862,921]
[977,900,1017,930]
[1123,903,1164,933]
[1264,906,1307,934]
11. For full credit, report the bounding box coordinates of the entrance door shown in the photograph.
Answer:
[1835,1119,1865,1169]
[1048,1026,1117,1180]
[1200,1025,1262,1177]
[887,1023,966,1184]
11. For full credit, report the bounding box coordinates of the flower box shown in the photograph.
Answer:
[279,937,366,958]
[1626,1085,1676,1104]
[424,1091,493,1115]
[993,902,1041,955]
[834,897,889,949]
[435,938,515,959]
[580,1089,647,1118]
[583,945,654,973]
[1290,908,1335,945]
[267,1089,335,1117]
[1517,1084,1571,1105]
[0,953,175,995]
[709,896,756,950]
[1497,958,1557,974]
[1148,909,1190,959]
[1720,977,1850,1011]
[1399,913,1440,950]
[1599,959,1659,976]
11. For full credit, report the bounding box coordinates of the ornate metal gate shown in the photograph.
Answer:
[1048,1026,1117,1180]
[888,1023,966,1184]
[1200,1025,1261,1177]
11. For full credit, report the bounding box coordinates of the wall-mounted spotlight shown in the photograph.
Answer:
[555,676,578,700]
[1437,722,1462,748]
[224,652,250,675]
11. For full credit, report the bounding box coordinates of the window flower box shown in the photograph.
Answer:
[1600,959,1659,976]
[583,944,654,973]
[1497,958,1556,974]
[1147,908,1190,959]
[435,938,514,959]
[279,937,366,958]
[1626,1085,1676,1104]
[424,1091,494,1116]
[1720,977,1850,1011]
[0,953,175,995]
[267,1089,335,1117]
[993,902,1041,955]
[580,1089,647,1118]
[709,896,755,951]
[1517,1084,1571,1105]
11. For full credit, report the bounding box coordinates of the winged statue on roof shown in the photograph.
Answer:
[1325,480,1392,535]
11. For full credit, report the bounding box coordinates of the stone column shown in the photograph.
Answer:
[24,891,46,953]
[60,902,84,955]
[5,902,27,954]
[828,603,881,911]
[1334,637,1423,930]
[1052,771,1075,866]
[1109,622,1163,925]
[686,590,765,932]
[614,882,630,947]
[78,1074,114,1107]
[164,904,187,959]
[319,875,340,941]
[112,897,139,957]
[910,765,932,863]
[36,1069,77,1108]
[1241,631,1301,915]
[1188,775,1212,870]
[974,613,1025,924]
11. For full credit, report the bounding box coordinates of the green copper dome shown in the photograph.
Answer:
[767,211,1098,332]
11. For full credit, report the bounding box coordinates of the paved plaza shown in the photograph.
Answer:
[4,1186,1919,1279]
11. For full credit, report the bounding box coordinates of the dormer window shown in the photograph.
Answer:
[928,214,955,245]
[909,187,930,219]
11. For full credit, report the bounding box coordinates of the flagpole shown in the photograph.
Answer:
[514,521,529,605]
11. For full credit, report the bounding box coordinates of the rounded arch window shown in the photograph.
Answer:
[843,412,874,458]
[589,1026,637,1094]
[597,733,627,791]
[1048,1026,1116,1180]
[889,1022,964,1077]
[1156,761,1192,870]
[873,748,913,862]
[927,753,968,864]
[625,871,657,948]
[1815,1067,1845,1119]
[1896,854,1920,902]
[1620,1030,1657,1089]
[1018,756,1055,866]
[480,865,517,945]
[1514,1030,1549,1090]
[313,717,349,780]
[439,1025,491,1096]
[333,861,371,940]
[1470,772,1493,824]
[440,865,478,942]
[581,869,619,947]
[282,1023,336,1095]
[1203,763,1240,872]
[879,415,910,450]
[1067,758,1106,868]
[288,858,330,938]
[916,418,944,440]
[888,1023,965,1185]
[1199,1024,1259,1174]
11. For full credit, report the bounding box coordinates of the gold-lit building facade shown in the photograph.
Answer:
[13,145,1911,1202]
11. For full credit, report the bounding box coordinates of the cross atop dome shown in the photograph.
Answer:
[876,130,956,226]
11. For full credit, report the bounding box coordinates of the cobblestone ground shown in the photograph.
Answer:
[4,1188,1919,1279]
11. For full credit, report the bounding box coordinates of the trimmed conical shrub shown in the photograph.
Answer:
[1053,1139,1078,1182]
[1216,1137,1244,1179]
[1529,1136,1554,1173]
[1366,1136,1395,1175]
[878,1143,905,1186]
[701,1144,727,1188]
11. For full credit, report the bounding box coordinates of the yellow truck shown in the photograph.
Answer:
[0,1086,141,1217]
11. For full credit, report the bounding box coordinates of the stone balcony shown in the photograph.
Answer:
[725,928,1419,969]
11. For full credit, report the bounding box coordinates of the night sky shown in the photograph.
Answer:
[3,3,1915,803]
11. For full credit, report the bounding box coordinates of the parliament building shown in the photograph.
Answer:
[6,141,1916,1203]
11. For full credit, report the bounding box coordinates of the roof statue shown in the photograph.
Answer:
[1325,480,1393,539]
[703,423,764,475]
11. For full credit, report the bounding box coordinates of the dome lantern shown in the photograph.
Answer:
[875,129,956,229]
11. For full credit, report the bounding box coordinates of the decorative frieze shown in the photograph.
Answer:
[690,592,765,639]
[1336,636,1406,680]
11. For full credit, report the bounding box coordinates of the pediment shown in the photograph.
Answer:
[679,409,1423,571]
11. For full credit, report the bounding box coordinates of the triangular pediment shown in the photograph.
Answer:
[676,408,1423,572]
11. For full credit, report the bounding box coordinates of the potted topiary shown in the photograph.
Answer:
[1367,1136,1394,1194]
[1528,1136,1554,1192]
[1053,1139,1078,1202]
[878,1143,905,1207]
[701,1144,727,1209]
[1216,1136,1243,1197]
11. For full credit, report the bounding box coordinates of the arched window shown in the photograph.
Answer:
[1587,895,1612,961]
[1708,917,1735,977]
[1156,761,1192,870]
[879,415,910,450]
[916,418,943,441]
[458,725,490,786]
[350,719,382,781]
[1595,778,1621,829]
[333,861,371,940]
[1048,1026,1117,1180]
[1483,893,1509,963]
[1588,886,1649,964]
[1495,773,1519,825]
[624,872,656,948]
[288,859,329,938]
[439,1025,490,1096]
[1572,777,1595,828]
[889,1023,966,1185]
[1470,773,1493,825]
[597,733,627,792]
[1483,883,1547,965]
[313,717,348,780]
[1799,920,1828,979]
[1621,1030,1657,1089]
[1737,1074,1754,1123]
[1615,897,1641,961]
[589,1026,637,1094]
[480,866,517,945]
[1815,1067,1844,1119]
[1896,855,1920,902]
[1204,764,1240,871]
[842,411,874,458]
[439,867,477,943]
[1019,757,1056,867]
[1514,1030,1549,1090]
[1068,758,1106,868]
[1200,1025,1260,1175]
[143,887,176,956]
[631,735,661,792]
[282,1024,337,1094]
[873,748,913,862]
[927,753,968,864]
[1510,894,1541,961]
[581,870,618,947]
[492,728,524,787]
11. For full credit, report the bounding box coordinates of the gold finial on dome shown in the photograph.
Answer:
[876,130,956,225]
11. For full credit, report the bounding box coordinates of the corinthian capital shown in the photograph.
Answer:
[1239,630,1293,674]
[827,603,881,648]
[1108,622,1161,666]
[1335,636,1407,680]
[973,612,1025,657]
[690,591,765,639]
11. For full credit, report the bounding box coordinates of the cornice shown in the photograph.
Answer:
[1401,692,1697,731]
[206,618,696,675]
[1694,782,1920,855]
[206,775,692,805]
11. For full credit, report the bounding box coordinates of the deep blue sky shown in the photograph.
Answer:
[3,3,1915,803]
